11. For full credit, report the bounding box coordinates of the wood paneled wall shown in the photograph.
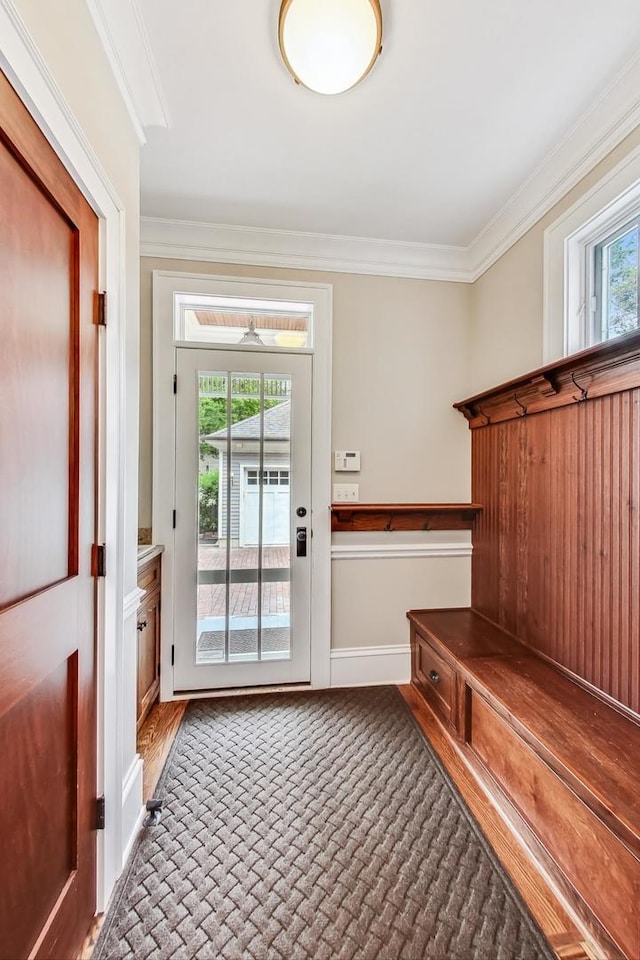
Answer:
[470,383,640,716]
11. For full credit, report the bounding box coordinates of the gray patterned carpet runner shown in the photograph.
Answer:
[96,688,554,960]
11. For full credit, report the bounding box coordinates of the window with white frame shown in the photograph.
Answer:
[591,216,639,343]
[543,148,640,362]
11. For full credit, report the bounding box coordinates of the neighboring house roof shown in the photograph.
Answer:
[204,400,291,442]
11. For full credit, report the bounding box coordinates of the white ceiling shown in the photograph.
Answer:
[130,0,640,247]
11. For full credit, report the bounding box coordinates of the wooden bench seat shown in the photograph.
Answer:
[408,607,640,960]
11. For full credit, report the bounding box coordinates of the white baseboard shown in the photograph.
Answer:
[121,755,144,866]
[330,644,411,687]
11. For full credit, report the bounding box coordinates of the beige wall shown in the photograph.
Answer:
[332,553,470,650]
[469,126,640,394]
[139,258,473,527]
[139,258,473,651]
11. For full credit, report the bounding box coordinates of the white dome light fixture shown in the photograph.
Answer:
[278,0,383,96]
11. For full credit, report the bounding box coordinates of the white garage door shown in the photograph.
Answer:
[242,467,290,545]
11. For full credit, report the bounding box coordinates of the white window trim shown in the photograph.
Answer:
[543,143,640,363]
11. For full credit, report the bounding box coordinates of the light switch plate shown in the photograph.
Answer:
[334,450,361,472]
[333,483,359,502]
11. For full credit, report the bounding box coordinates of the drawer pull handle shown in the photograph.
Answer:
[429,669,440,684]
[137,619,148,632]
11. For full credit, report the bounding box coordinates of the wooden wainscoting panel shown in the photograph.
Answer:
[471,389,640,716]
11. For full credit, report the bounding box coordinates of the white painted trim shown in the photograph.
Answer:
[140,50,640,284]
[152,271,332,697]
[85,0,170,143]
[331,542,472,561]
[120,756,144,864]
[330,645,411,687]
[121,804,145,871]
[124,586,146,619]
[543,143,640,363]
[468,51,640,279]
[140,217,470,282]
[0,0,130,913]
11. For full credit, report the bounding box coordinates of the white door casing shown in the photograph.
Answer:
[152,271,332,698]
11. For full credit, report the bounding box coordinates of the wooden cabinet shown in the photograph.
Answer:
[136,551,162,731]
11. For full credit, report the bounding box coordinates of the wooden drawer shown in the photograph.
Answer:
[469,690,640,959]
[138,554,160,592]
[412,629,457,731]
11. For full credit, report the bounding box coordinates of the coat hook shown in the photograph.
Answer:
[513,393,527,417]
[384,518,394,532]
[570,371,589,402]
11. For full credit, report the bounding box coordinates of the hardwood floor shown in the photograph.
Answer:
[137,698,189,802]
[398,684,599,960]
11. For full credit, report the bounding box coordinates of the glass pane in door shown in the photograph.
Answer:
[196,370,292,665]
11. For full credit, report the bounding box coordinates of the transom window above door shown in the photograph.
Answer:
[174,292,313,348]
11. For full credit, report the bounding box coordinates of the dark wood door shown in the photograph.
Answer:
[0,71,99,960]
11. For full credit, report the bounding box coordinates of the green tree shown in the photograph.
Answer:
[606,230,639,337]
[199,470,219,537]
[199,397,279,458]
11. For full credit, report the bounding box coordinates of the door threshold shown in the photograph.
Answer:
[173,682,313,700]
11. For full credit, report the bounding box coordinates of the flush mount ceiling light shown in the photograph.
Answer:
[279,0,383,96]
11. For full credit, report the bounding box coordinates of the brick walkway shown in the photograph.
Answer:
[198,545,290,618]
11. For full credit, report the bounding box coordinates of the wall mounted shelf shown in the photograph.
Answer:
[330,503,482,533]
[454,328,640,428]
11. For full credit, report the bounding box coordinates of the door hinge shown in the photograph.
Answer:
[92,543,106,578]
[96,796,106,830]
[173,374,177,394]
[172,509,176,529]
[97,291,107,327]
[171,644,175,666]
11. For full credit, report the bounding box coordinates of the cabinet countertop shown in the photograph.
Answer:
[137,544,164,567]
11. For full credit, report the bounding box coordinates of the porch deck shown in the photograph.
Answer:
[197,544,290,618]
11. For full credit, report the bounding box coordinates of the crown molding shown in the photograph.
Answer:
[140,217,471,282]
[85,0,170,145]
[467,50,640,280]
[139,52,640,281]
